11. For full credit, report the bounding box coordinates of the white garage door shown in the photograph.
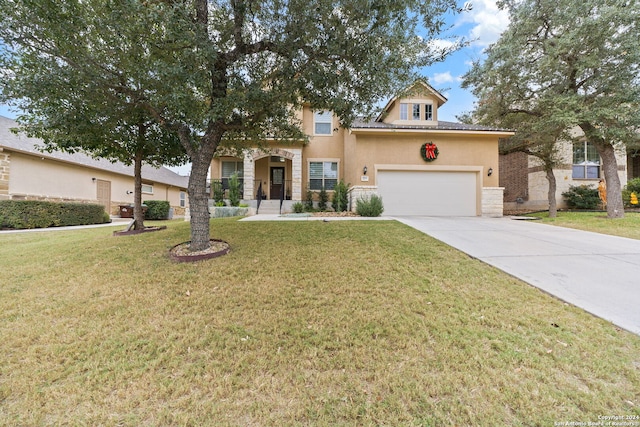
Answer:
[377,170,477,216]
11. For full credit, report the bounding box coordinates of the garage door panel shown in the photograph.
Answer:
[377,171,477,216]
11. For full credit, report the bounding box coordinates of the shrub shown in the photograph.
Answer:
[318,187,329,211]
[292,202,304,213]
[212,180,225,206]
[144,200,170,220]
[0,200,108,229]
[562,184,600,210]
[228,172,241,207]
[332,180,349,212]
[356,194,384,217]
[623,177,640,207]
[304,190,314,212]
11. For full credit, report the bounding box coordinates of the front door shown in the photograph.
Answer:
[270,167,284,200]
[96,179,111,214]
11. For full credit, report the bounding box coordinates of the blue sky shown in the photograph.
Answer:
[425,0,510,121]
[0,1,509,175]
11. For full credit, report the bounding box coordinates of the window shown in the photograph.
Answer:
[222,161,244,178]
[412,104,421,120]
[179,191,186,208]
[221,160,244,189]
[425,104,433,120]
[309,161,338,190]
[572,141,600,179]
[314,111,332,135]
[141,184,153,194]
[400,103,408,120]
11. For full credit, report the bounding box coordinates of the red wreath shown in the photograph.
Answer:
[420,142,439,162]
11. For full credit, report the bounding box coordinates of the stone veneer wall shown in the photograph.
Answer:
[0,149,9,200]
[348,185,378,212]
[481,187,504,217]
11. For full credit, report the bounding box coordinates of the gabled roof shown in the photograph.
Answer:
[376,80,448,122]
[0,116,189,188]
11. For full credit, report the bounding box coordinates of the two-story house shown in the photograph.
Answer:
[210,81,514,217]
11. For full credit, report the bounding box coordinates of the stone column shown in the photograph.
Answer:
[0,149,10,200]
[243,151,255,200]
[291,148,302,201]
[482,187,504,217]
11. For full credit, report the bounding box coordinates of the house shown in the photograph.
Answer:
[210,81,514,217]
[500,131,631,211]
[0,115,189,216]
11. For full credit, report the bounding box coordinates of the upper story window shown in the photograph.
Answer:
[141,184,153,194]
[412,104,421,120]
[400,103,408,120]
[572,141,600,179]
[425,104,433,120]
[314,111,332,135]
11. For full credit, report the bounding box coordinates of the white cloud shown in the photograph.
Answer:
[428,39,458,51]
[432,71,454,85]
[459,0,510,47]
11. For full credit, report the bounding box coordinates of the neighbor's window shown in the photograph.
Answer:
[179,191,186,208]
[309,161,338,190]
[425,104,433,120]
[141,184,154,194]
[412,104,421,120]
[314,111,332,135]
[400,103,408,120]
[572,141,600,179]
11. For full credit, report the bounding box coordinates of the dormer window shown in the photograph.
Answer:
[412,104,421,120]
[400,103,408,120]
[425,104,433,121]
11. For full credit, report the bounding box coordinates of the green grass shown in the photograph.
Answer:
[1,218,639,426]
[530,211,640,240]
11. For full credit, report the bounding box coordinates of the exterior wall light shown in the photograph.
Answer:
[92,177,96,182]
[487,167,493,177]
[363,166,368,175]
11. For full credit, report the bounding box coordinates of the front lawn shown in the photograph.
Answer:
[0,219,638,425]
[530,211,640,240]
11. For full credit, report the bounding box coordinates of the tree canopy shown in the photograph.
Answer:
[462,0,640,218]
[1,0,465,249]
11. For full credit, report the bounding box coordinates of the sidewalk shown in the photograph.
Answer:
[0,218,132,234]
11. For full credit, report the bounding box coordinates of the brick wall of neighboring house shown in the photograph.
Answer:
[0,149,9,200]
[499,151,528,203]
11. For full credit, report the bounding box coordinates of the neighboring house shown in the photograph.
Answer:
[500,131,631,211]
[0,115,189,217]
[211,81,514,217]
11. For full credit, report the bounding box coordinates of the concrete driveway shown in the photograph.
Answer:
[395,216,640,336]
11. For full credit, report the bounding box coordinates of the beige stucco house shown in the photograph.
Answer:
[0,115,189,216]
[211,81,514,216]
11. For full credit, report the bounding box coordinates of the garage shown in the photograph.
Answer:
[377,169,479,216]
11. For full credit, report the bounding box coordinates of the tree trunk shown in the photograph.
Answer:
[545,167,557,218]
[187,136,219,251]
[597,142,624,219]
[133,148,145,230]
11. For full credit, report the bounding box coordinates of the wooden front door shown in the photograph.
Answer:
[270,167,284,200]
[96,179,111,214]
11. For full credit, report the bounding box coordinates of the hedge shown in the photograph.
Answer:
[144,200,171,220]
[0,200,110,229]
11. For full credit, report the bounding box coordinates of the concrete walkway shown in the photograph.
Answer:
[395,216,640,336]
[0,218,132,234]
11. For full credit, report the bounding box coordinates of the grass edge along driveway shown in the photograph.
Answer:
[0,218,638,426]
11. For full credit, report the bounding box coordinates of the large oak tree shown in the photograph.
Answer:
[1,0,465,250]
[462,0,640,218]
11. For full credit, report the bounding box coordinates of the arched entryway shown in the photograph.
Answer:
[243,148,302,201]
